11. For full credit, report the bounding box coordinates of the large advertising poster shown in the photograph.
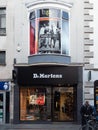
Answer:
[37,9,61,54]
[30,9,69,55]
[38,19,61,54]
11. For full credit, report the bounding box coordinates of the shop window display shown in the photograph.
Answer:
[30,8,69,55]
[20,87,51,121]
[20,86,75,121]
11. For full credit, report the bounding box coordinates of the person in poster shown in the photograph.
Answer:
[50,22,61,50]
[29,9,69,55]
[39,22,50,49]
[38,20,61,53]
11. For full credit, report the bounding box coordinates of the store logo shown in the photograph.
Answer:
[0,81,10,90]
[33,73,62,79]
[3,82,9,90]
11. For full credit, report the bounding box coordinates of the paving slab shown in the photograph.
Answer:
[0,123,81,130]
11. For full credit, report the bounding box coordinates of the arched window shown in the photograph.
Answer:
[30,8,69,56]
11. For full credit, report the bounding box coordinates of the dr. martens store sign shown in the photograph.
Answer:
[15,65,81,86]
[33,73,62,79]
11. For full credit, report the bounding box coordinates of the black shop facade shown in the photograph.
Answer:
[13,64,83,124]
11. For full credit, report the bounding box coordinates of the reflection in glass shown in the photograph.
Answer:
[62,20,69,55]
[30,9,69,55]
[20,87,51,121]
[37,9,61,18]
[62,11,69,20]
[20,86,75,121]
[53,87,74,121]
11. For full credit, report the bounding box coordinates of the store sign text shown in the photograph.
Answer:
[33,73,62,79]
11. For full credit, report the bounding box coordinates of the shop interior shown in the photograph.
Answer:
[20,86,75,121]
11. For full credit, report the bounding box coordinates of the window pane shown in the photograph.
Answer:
[37,9,61,18]
[0,51,6,65]
[20,87,51,121]
[0,8,6,35]
[62,11,69,20]
[49,9,61,18]
[62,20,69,55]
[37,9,49,17]
[0,9,6,14]
[1,16,6,28]
[29,11,36,20]
[30,9,69,56]
[30,19,36,54]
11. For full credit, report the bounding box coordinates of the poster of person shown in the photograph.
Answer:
[30,9,70,56]
[38,20,61,54]
[37,9,61,54]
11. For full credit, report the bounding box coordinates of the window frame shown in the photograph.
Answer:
[29,8,70,56]
[0,51,6,65]
[0,8,6,36]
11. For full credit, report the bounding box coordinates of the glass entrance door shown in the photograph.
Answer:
[53,86,75,121]
[0,92,5,124]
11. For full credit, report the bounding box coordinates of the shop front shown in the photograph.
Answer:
[13,65,83,123]
[94,80,98,113]
[0,81,10,124]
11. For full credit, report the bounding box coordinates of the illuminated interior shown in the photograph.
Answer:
[20,86,74,121]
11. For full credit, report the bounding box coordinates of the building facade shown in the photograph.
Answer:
[0,0,97,124]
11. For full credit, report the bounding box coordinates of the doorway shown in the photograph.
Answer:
[0,92,5,124]
[53,86,76,121]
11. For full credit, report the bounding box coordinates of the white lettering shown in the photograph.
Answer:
[33,73,62,79]
[40,74,45,78]
[33,73,39,78]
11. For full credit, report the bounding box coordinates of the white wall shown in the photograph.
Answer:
[92,0,98,68]
[0,0,14,80]
[0,0,85,79]
[14,0,84,64]
[70,0,84,63]
[14,0,28,63]
[0,0,7,6]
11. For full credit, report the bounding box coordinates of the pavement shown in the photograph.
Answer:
[0,123,81,130]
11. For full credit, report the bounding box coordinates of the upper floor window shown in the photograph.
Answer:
[0,8,6,35]
[30,8,69,56]
[0,51,6,65]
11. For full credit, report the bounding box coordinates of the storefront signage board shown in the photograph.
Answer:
[0,82,10,90]
[16,65,81,86]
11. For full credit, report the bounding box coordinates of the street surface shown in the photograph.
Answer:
[0,123,80,130]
